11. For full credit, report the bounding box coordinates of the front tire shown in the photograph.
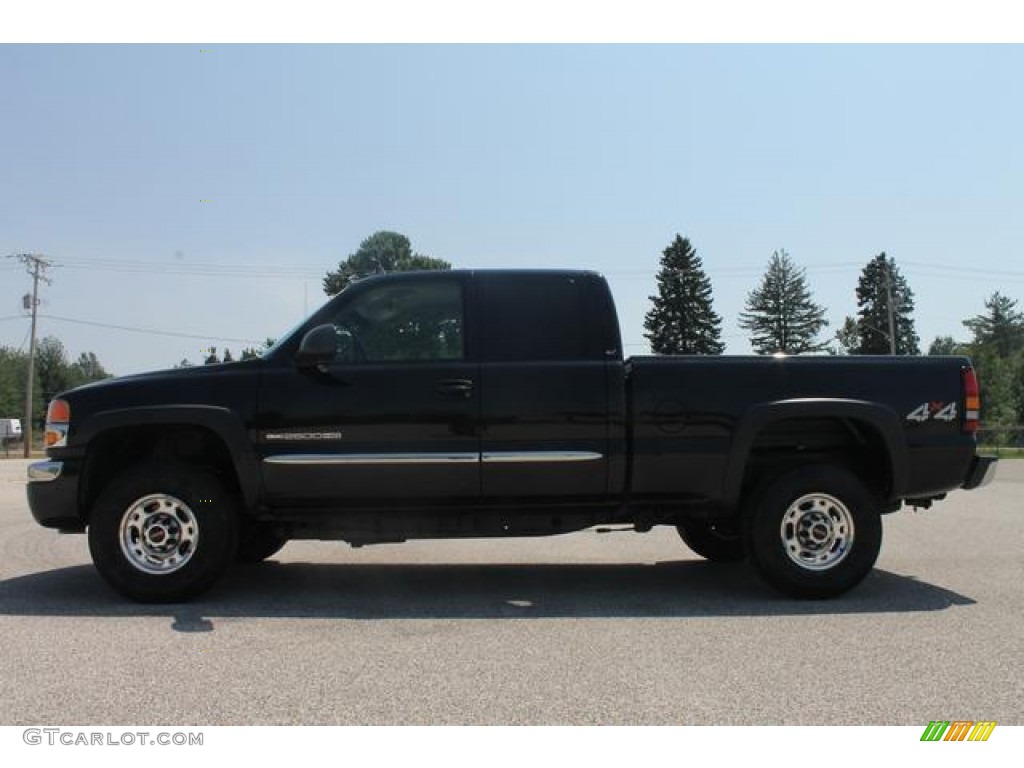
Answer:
[744,465,882,599]
[87,463,238,602]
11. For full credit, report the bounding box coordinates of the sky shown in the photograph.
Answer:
[2,43,1024,375]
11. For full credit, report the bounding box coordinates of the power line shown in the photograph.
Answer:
[16,323,31,354]
[39,313,265,344]
[33,255,1024,289]
[33,255,895,278]
[51,255,327,279]
[902,260,1024,277]
[55,263,325,278]
[25,251,1024,277]
[900,271,1024,285]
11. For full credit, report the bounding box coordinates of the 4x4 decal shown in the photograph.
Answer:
[907,401,958,423]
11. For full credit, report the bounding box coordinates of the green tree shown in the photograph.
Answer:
[833,316,860,355]
[69,352,110,386]
[970,346,1020,445]
[323,231,451,296]
[958,292,1024,445]
[240,338,277,360]
[1011,356,1024,433]
[927,336,965,356]
[738,249,828,355]
[0,347,41,424]
[963,292,1024,358]
[643,235,724,355]
[35,337,74,404]
[852,252,919,355]
[0,339,110,431]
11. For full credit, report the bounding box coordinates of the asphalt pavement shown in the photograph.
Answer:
[1,457,1021,725]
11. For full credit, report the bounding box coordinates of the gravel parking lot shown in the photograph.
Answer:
[1,457,1021,725]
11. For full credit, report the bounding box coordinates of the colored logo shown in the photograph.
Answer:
[920,721,996,742]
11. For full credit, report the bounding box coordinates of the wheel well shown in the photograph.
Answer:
[740,417,892,502]
[80,425,242,519]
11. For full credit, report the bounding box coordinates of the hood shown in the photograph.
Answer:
[67,358,261,393]
[56,358,265,416]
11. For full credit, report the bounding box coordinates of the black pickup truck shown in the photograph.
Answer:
[27,270,996,602]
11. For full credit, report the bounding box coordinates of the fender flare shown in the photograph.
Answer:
[76,405,261,511]
[722,398,909,506]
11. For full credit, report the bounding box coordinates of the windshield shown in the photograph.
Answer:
[263,314,314,358]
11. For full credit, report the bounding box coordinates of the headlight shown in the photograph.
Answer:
[44,399,70,448]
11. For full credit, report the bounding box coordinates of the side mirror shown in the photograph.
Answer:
[294,324,338,368]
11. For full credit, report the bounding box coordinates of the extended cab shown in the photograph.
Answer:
[27,270,997,601]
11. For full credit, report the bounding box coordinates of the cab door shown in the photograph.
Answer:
[477,273,611,501]
[256,274,480,506]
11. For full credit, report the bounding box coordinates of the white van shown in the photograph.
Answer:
[1,418,23,451]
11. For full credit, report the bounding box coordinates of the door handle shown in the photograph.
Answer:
[437,379,474,399]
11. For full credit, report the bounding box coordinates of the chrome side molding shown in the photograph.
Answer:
[262,451,605,466]
[481,451,604,464]
[263,453,479,466]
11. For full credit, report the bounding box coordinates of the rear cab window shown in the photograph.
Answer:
[479,273,599,362]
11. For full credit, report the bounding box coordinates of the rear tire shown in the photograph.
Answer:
[744,465,882,599]
[676,520,746,562]
[87,463,238,603]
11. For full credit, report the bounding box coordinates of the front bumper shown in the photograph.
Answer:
[961,455,998,490]
[28,461,63,482]
[26,459,86,531]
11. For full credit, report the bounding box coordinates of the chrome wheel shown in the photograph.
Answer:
[780,493,855,571]
[747,466,881,598]
[118,494,199,575]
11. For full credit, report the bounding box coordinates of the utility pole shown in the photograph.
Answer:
[884,258,897,355]
[7,253,53,457]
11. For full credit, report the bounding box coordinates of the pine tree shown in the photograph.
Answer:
[963,292,1024,358]
[853,253,919,355]
[961,293,1024,436]
[927,336,964,356]
[643,235,724,355]
[835,316,860,354]
[738,250,829,355]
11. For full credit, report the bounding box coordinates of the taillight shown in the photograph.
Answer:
[44,398,70,448]
[963,366,980,434]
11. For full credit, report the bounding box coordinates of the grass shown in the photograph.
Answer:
[979,445,1024,458]
[0,450,45,460]
[0,438,44,459]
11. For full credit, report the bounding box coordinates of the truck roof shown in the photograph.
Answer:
[353,268,604,283]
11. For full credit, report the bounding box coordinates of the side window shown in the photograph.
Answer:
[483,275,590,362]
[330,280,464,363]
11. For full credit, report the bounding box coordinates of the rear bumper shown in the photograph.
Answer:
[961,455,998,490]
[26,459,86,531]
